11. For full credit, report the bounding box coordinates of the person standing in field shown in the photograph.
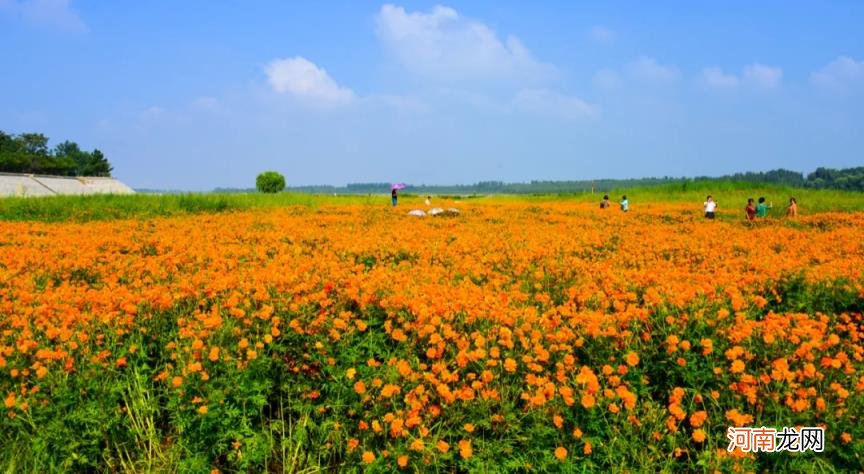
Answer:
[786,197,798,217]
[620,195,629,212]
[756,197,771,218]
[600,194,610,209]
[425,195,431,206]
[391,188,398,207]
[745,198,757,222]
[703,195,717,219]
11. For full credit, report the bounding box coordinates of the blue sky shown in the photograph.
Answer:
[1,1,862,190]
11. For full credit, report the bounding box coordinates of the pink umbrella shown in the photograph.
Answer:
[391,183,406,190]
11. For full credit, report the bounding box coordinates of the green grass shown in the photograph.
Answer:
[0,181,862,222]
[493,181,864,213]
[0,192,379,222]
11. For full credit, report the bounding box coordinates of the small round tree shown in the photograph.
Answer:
[256,171,286,193]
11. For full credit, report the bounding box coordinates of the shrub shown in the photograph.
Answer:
[256,171,286,193]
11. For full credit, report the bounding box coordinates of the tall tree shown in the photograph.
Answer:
[80,149,112,176]
[54,140,87,176]
[17,133,50,156]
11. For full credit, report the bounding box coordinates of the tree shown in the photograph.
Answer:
[256,171,286,193]
[54,140,87,176]
[0,131,114,176]
[79,149,112,176]
[17,133,50,156]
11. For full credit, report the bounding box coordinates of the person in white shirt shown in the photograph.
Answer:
[703,195,718,219]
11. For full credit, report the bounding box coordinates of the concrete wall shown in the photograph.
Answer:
[0,173,135,197]
[0,174,56,197]
[80,177,136,194]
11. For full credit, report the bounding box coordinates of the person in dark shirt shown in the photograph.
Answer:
[745,198,756,222]
[600,194,610,209]
[391,188,398,207]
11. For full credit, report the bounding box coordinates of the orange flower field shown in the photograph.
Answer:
[1,201,863,471]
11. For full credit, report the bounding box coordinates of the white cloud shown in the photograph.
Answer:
[375,4,555,83]
[701,63,782,89]
[512,89,596,119]
[366,94,429,113]
[191,97,222,112]
[811,56,864,91]
[589,25,616,43]
[592,68,621,90]
[265,56,354,104]
[702,67,739,88]
[139,106,165,121]
[627,56,679,82]
[742,63,782,88]
[0,0,86,32]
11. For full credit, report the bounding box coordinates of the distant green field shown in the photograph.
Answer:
[499,181,864,214]
[0,180,862,222]
[0,192,377,222]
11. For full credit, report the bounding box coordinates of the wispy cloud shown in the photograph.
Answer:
[701,67,739,88]
[191,97,222,112]
[0,0,86,32]
[592,69,622,90]
[375,4,555,83]
[588,25,616,43]
[627,56,679,83]
[265,56,354,105]
[512,89,597,119]
[742,64,782,88]
[701,63,783,89]
[811,56,864,92]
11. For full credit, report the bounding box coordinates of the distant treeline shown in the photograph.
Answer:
[0,131,113,177]
[274,167,864,195]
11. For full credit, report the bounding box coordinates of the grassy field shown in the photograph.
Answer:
[0,181,862,222]
[0,190,863,472]
[0,192,377,222]
[501,181,864,213]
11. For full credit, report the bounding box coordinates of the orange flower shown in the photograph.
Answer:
[436,440,450,453]
[354,381,366,395]
[458,439,472,459]
[581,393,596,409]
[397,455,409,468]
[730,360,745,373]
[553,415,564,429]
[197,405,208,414]
[689,410,708,428]
[692,429,706,443]
[347,438,359,451]
[625,351,640,366]
[725,409,753,427]
[362,451,375,464]
[410,439,424,451]
[583,442,592,455]
[554,446,567,460]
